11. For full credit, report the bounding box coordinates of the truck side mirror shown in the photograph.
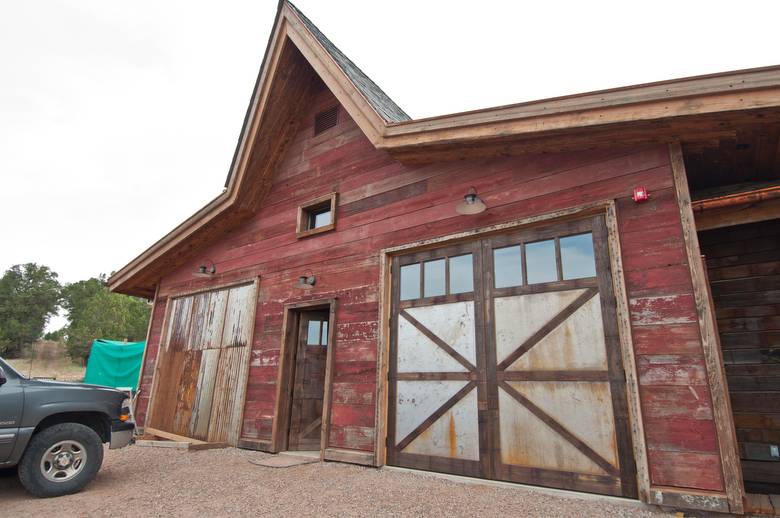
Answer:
[0,367,6,386]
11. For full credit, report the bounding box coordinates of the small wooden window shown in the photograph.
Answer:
[297,193,338,239]
[314,106,339,135]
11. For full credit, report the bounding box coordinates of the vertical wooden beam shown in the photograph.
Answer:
[669,142,744,515]
[604,202,651,501]
[271,307,296,452]
[142,295,176,431]
[234,277,261,445]
[319,299,338,459]
[132,283,160,423]
[373,251,393,467]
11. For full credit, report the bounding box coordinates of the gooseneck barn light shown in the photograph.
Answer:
[456,186,487,215]
[193,260,217,278]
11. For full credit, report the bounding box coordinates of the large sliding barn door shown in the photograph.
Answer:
[148,281,257,445]
[388,216,637,497]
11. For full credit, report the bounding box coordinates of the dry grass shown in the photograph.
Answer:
[5,341,85,382]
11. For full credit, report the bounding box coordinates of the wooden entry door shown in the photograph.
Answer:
[387,216,637,497]
[288,310,330,450]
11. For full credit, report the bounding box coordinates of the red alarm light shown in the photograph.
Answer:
[632,186,649,203]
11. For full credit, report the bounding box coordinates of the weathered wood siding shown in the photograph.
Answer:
[137,86,724,492]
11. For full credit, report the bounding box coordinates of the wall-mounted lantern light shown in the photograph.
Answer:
[456,186,487,215]
[297,274,316,289]
[194,261,217,278]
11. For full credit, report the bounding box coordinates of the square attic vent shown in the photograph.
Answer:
[314,106,339,135]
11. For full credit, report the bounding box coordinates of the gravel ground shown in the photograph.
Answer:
[1,446,673,517]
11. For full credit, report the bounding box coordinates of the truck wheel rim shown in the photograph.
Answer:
[40,440,88,482]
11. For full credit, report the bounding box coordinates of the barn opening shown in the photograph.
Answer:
[685,129,780,512]
[275,301,336,453]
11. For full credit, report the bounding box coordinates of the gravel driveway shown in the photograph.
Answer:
[1,446,672,517]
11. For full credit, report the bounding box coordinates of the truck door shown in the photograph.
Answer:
[0,362,24,462]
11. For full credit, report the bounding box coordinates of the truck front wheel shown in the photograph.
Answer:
[18,423,104,497]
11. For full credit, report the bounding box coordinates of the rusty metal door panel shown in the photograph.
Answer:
[171,350,203,436]
[190,348,220,440]
[147,281,257,446]
[495,290,607,371]
[404,302,477,367]
[493,290,585,366]
[221,284,255,348]
[498,380,619,475]
[202,289,229,349]
[397,310,470,373]
[207,345,250,444]
[398,382,480,461]
[169,296,193,352]
[395,380,469,442]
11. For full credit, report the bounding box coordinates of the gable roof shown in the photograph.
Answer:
[108,1,780,297]
[287,2,410,124]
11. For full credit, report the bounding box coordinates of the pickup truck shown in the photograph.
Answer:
[0,357,134,497]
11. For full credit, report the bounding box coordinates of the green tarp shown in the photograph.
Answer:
[83,339,145,390]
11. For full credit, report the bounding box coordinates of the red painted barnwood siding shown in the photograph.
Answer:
[137,87,724,491]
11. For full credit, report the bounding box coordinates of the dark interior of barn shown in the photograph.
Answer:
[684,125,780,510]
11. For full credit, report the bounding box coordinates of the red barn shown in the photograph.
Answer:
[109,2,780,514]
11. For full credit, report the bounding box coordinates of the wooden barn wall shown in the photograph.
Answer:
[138,88,725,493]
[135,295,168,426]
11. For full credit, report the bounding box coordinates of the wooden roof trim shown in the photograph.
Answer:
[379,66,780,148]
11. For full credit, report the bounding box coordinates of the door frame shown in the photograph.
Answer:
[143,277,260,445]
[271,298,337,458]
[374,199,651,501]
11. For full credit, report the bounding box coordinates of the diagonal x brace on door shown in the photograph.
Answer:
[496,287,599,372]
[395,380,477,451]
[399,309,477,372]
[498,380,620,477]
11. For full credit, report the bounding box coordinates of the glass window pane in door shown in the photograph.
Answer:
[307,320,321,345]
[321,320,329,346]
[494,245,523,288]
[526,239,557,284]
[400,263,421,300]
[424,259,446,297]
[449,254,474,294]
[560,233,597,279]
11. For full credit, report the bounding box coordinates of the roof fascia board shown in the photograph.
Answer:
[225,9,290,193]
[380,66,780,147]
[380,88,780,149]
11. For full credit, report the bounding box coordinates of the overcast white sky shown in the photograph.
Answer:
[1,1,778,330]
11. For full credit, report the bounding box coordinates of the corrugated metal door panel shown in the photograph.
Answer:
[147,281,257,445]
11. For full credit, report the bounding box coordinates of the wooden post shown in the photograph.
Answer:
[133,283,160,417]
[669,142,744,514]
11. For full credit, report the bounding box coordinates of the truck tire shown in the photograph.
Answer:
[18,423,104,497]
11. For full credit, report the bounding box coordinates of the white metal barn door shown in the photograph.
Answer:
[387,216,637,497]
[387,241,488,477]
